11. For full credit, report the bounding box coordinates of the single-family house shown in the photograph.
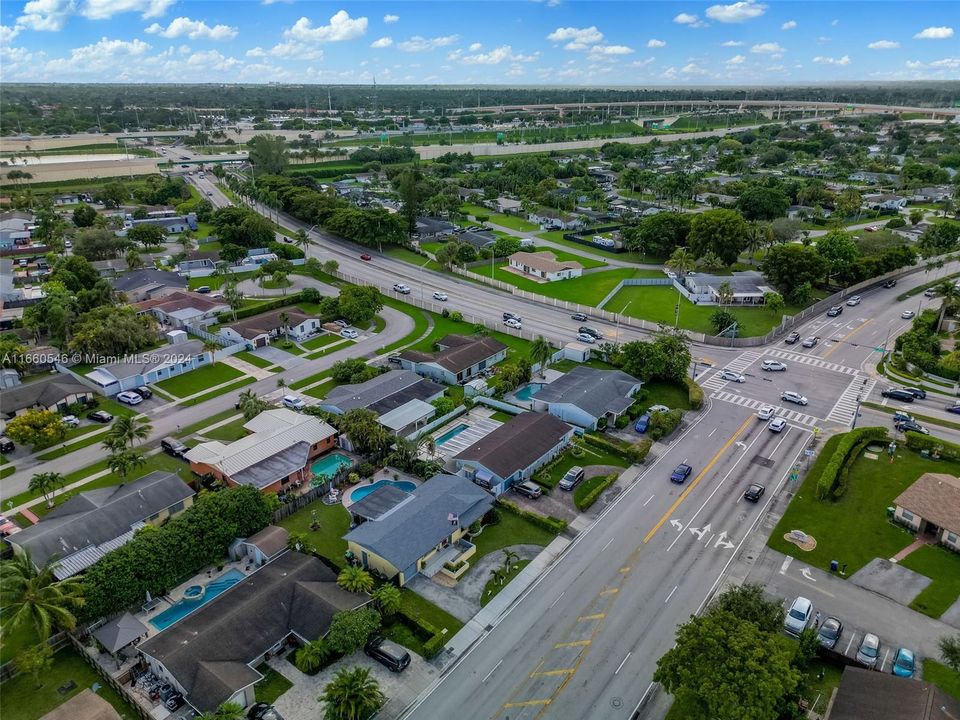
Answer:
[124,212,198,236]
[849,171,899,186]
[457,187,483,202]
[228,525,290,567]
[910,186,953,204]
[344,474,493,586]
[828,666,960,720]
[457,230,497,250]
[185,408,338,494]
[415,216,455,237]
[787,205,832,220]
[177,258,216,274]
[507,251,583,282]
[6,472,194,579]
[111,269,188,302]
[683,271,773,305]
[90,258,129,277]
[865,194,908,212]
[893,222,932,242]
[0,374,94,420]
[139,552,361,713]
[487,197,523,214]
[320,369,445,436]
[527,209,585,231]
[893,472,960,553]
[82,334,212,396]
[533,366,642,430]
[453,412,575,496]
[53,193,84,206]
[399,334,507,386]
[134,291,228,329]
[0,211,33,249]
[219,309,321,348]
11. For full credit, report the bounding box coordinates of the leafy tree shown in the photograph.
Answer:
[199,702,245,720]
[336,408,390,456]
[318,666,385,720]
[69,305,157,357]
[919,222,960,256]
[248,134,289,176]
[815,230,860,282]
[769,217,802,246]
[337,285,383,325]
[371,584,402,616]
[688,209,749,265]
[127,224,167,249]
[623,212,691,258]
[696,251,725,272]
[455,243,478,264]
[295,638,334,673]
[434,242,460,269]
[666,247,696,278]
[238,389,270,420]
[29,472,66,508]
[736,184,790,221]
[106,448,147,481]
[125,248,145,270]
[706,584,784,633]
[529,335,553,378]
[94,182,129,208]
[325,607,382,656]
[72,227,132,260]
[4,409,67,449]
[764,291,785,317]
[337,566,374,594]
[710,309,738,334]
[72,203,97,227]
[762,244,827,296]
[0,552,85,640]
[939,634,960,672]
[909,208,925,225]
[16,643,54,688]
[491,236,521,258]
[0,332,27,373]
[431,396,455,416]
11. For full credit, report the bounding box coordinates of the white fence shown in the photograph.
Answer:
[181,257,306,279]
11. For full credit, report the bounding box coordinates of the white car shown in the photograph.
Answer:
[923,288,936,298]
[334,319,350,327]
[768,417,787,433]
[781,391,808,406]
[846,295,861,306]
[341,328,359,339]
[117,391,143,406]
[784,596,813,636]
[503,318,522,329]
[432,291,448,302]
[761,359,786,372]
[282,395,305,411]
[719,370,746,383]
[61,415,80,427]
[901,310,916,319]
[576,332,597,344]
[757,405,775,421]
[393,283,411,295]
[648,404,670,414]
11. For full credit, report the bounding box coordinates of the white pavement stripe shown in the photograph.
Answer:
[711,391,820,427]
[826,376,877,424]
[763,348,859,376]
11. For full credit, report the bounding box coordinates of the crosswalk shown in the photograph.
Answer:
[699,351,764,391]
[711,390,821,427]
[762,349,859,377]
[826,376,877,424]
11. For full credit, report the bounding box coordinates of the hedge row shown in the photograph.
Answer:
[496,498,568,535]
[816,427,889,500]
[583,432,647,465]
[574,472,619,511]
[648,409,684,441]
[395,604,446,659]
[904,431,960,460]
[216,291,306,323]
[685,377,704,410]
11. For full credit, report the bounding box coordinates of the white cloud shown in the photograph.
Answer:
[370,36,392,48]
[1,24,21,43]
[262,0,293,5]
[673,13,705,27]
[867,40,899,50]
[914,26,954,39]
[144,17,237,40]
[721,40,744,46]
[813,54,851,66]
[505,64,524,77]
[284,11,368,43]
[546,25,603,50]
[396,34,458,52]
[750,42,783,54]
[930,57,960,68]
[831,19,839,26]
[383,14,399,24]
[15,0,75,31]
[630,56,656,68]
[781,20,797,30]
[647,39,666,48]
[905,59,924,69]
[589,44,633,56]
[185,49,240,70]
[726,54,746,65]
[451,45,538,64]
[705,1,767,23]
[246,46,266,57]
[82,0,174,20]
[681,62,711,75]
[469,42,482,51]
[266,40,323,60]
[45,36,151,74]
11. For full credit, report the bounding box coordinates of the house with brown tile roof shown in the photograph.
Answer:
[508,251,583,282]
[134,291,228,328]
[893,472,960,553]
[219,309,321,347]
[399,334,507,385]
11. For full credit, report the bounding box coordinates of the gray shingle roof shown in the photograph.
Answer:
[323,369,444,415]
[830,667,960,720]
[0,374,92,414]
[400,335,506,375]
[110,269,186,294]
[344,474,493,571]
[138,552,361,713]
[95,340,205,380]
[454,412,572,479]
[534,366,640,420]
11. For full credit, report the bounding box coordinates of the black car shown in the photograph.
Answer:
[901,387,926,400]
[883,279,897,288]
[0,437,14,454]
[133,385,153,399]
[88,410,114,423]
[248,704,283,720]
[578,326,603,339]
[881,389,914,402]
[503,312,522,322]
[571,312,588,322]
[743,483,765,502]
[826,305,843,317]
[365,636,411,672]
[817,617,843,649]
[896,420,928,435]
[785,332,801,344]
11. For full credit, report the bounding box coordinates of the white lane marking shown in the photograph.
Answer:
[770,430,791,457]
[665,586,678,603]
[705,533,715,547]
[615,652,632,675]
[780,556,793,575]
[845,633,856,656]
[708,428,717,437]
[549,591,565,609]
[601,537,615,552]
[482,659,503,683]
[642,494,655,507]
[880,648,890,673]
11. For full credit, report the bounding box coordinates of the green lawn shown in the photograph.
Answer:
[277,500,352,568]
[636,380,693,413]
[802,658,844,716]
[179,377,256,407]
[489,411,516,422]
[398,587,464,637]
[254,664,293,705]
[471,509,559,563]
[541,446,628,489]
[406,313,533,366]
[188,271,255,291]
[174,408,241,438]
[0,465,14,479]
[480,559,531,608]
[36,427,110,461]
[0,647,137,720]
[768,441,960,578]
[900,544,960,618]
[155,363,245,397]
[234,351,274,369]
[201,417,250,442]
[460,204,539,232]
[382,246,440,271]
[924,660,960,702]
[537,230,665,265]
[0,621,37,665]
[474,265,661,306]
[378,299,430,355]
[302,333,342,351]
[289,369,333,391]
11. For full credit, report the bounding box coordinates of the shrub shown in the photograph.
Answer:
[482,507,501,526]
[326,607,382,655]
[582,433,646,464]
[685,377,704,410]
[268,241,305,260]
[496,499,567,534]
[216,292,307,323]
[574,472,619,511]
[648,409,683,441]
[450,311,463,322]
[614,415,631,429]
[815,427,889,500]
[886,216,906,229]
[903,431,960,460]
[633,437,653,463]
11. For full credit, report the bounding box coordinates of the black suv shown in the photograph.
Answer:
[881,388,915,402]
[365,636,411,672]
[785,332,801,344]
[503,312,522,322]
[0,437,14,454]
[901,387,926,400]
[578,326,603,339]
[883,279,897,288]
[826,305,843,317]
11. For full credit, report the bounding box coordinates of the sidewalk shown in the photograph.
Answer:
[220,354,274,380]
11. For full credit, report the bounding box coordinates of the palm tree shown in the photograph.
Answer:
[318,666,385,720]
[0,552,85,640]
[16,643,54,688]
[935,280,960,332]
[255,266,267,290]
[272,271,289,295]
[371,584,402,616]
[717,280,734,307]
[502,549,520,570]
[126,248,145,270]
[237,389,269,420]
[279,311,291,342]
[295,228,311,252]
[666,247,696,279]
[337,566,374,594]
[295,639,333,673]
[106,415,152,449]
[223,281,244,322]
[528,335,553,379]
[106,448,147,481]
[28,472,66,509]
[199,702,244,720]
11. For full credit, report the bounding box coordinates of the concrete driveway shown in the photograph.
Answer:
[250,345,308,369]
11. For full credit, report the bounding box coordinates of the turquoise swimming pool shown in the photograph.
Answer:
[312,452,353,478]
[350,479,417,502]
[150,569,245,631]
[515,384,543,401]
[435,423,469,446]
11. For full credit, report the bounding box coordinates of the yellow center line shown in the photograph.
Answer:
[643,415,753,544]
[554,640,591,648]
[599,587,619,596]
[504,699,551,708]
[577,613,605,621]
[822,318,872,358]
[531,668,577,677]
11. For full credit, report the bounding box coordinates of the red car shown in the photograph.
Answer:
[360,253,372,261]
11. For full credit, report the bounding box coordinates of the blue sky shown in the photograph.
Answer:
[1,1,957,84]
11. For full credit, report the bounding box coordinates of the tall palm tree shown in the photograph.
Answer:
[237,389,269,420]
[107,448,147,481]
[529,336,553,379]
[28,472,66,509]
[279,311,291,342]
[319,666,385,720]
[717,281,734,307]
[106,415,153,449]
[295,639,333,673]
[0,552,85,640]
[223,281,244,322]
[272,271,290,295]
[666,247,696,279]
[199,702,244,720]
[295,229,311,253]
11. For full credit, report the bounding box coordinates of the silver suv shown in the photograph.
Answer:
[558,466,584,491]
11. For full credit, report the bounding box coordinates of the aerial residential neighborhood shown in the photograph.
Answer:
[1,3,960,720]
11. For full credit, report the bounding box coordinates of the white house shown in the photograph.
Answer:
[399,334,507,385]
[82,333,213,396]
[508,251,583,282]
[527,210,585,231]
[219,309,321,348]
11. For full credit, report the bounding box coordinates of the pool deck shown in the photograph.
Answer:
[342,468,422,507]
[427,408,503,461]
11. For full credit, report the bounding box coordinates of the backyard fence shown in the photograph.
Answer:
[0,632,70,682]
[405,405,467,441]
[271,464,357,523]
[472,396,526,415]
[66,634,152,720]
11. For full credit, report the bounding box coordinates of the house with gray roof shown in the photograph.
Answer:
[5,472,194,579]
[110,269,187,302]
[0,374,94,420]
[399,334,507,386]
[532,366,641,430]
[454,412,574,496]
[683,270,774,305]
[81,333,212,396]
[321,369,445,436]
[139,552,361,713]
[344,474,493,586]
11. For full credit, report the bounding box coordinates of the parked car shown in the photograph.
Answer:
[195,285,211,294]
[514,480,542,499]
[504,318,522,329]
[571,312,588,322]
[901,387,926,399]
[282,394,305,411]
[88,410,113,423]
[846,295,862,306]
[576,332,597,344]
[781,391,808,406]
[387,354,402,365]
[924,288,937,297]
[768,417,787,433]
[901,310,916,319]
[883,279,897,288]
[133,386,152,399]
[784,596,813,636]
[670,463,692,484]
[648,404,669,413]
[558,466,584,491]
[817,617,843,650]
[360,253,372,261]
[161,436,189,458]
[433,291,448,301]
[856,633,881,668]
[503,312,522,322]
[334,319,350,327]
[743,483,765,502]
[881,388,915,402]
[117,391,143,406]
[393,283,411,294]
[896,420,929,435]
[761,359,787,372]
[578,326,603,339]
[248,703,283,720]
[891,648,915,678]
[785,332,801,344]
[365,636,411,673]
[757,405,775,421]
[341,328,359,339]
[826,305,843,317]
[0,515,20,537]
[634,413,651,433]
[61,414,80,427]
[719,369,746,383]
[0,437,14,453]
[801,336,819,348]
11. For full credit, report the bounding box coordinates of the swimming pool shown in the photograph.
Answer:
[350,479,417,503]
[435,423,470,446]
[150,569,246,631]
[311,452,353,478]
[515,384,543,401]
